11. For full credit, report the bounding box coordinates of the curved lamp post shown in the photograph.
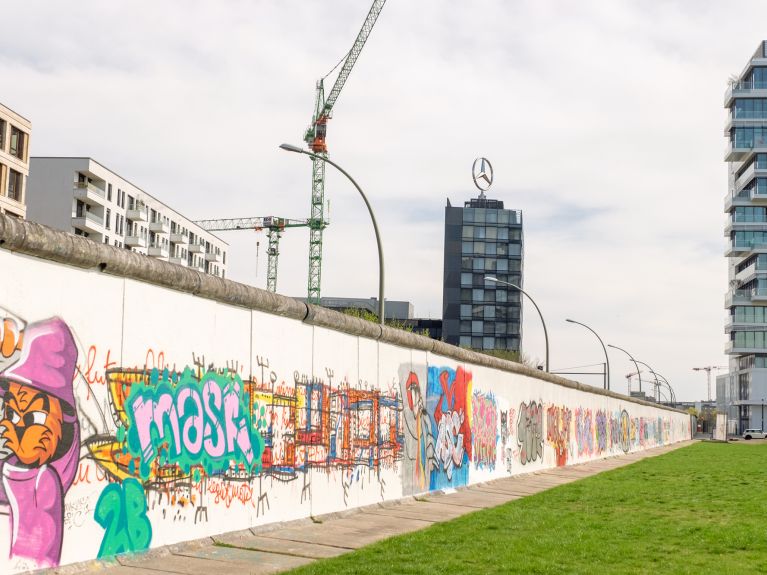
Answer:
[485,276,549,372]
[566,319,610,390]
[279,143,385,325]
[607,343,641,395]
[655,372,676,406]
[636,360,661,403]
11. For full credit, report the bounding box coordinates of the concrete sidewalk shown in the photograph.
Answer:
[47,441,695,575]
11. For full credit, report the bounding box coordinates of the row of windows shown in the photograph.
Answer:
[461,226,521,241]
[736,154,767,180]
[462,208,520,225]
[738,354,767,369]
[459,320,520,336]
[460,272,521,287]
[733,206,767,223]
[732,230,767,247]
[736,253,767,273]
[459,335,520,351]
[1,164,23,201]
[461,241,522,257]
[733,98,767,119]
[730,127,767,149]
[461,257,522,273]
[461,288,522,304]
[460,304,521,320]
[732,330,767,348]
[733,306,767,323]
[746,67,767,88]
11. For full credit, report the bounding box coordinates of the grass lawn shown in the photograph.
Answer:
[286,442,767,574]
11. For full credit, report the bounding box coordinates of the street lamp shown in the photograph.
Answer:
[566,319,610,390]
[607,344,641,396]
[279,143,385,325]
[655,372,676,406]
[636,360,661,403]
[484,276,549,372]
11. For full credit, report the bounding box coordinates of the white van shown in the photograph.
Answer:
[742,429,767,440]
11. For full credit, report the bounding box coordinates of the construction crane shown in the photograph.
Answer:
[195,217,310,293]
[302,0,387,304]
[693,366,727,402]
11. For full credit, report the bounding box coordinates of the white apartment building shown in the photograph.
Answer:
[0,103,31,218]
[26,157,227,277]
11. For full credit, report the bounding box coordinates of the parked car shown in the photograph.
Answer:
[742,429,767,440]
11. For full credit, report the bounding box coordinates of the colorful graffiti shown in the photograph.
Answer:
[401,371,437,495]
[94,478,152,558]
[575,407,594,457]
[0,318,80,568]
[471,391,497,470]
[499,409,514,473]
[517,401,543,465]
[426,366,472,489]
[546,405,572,467]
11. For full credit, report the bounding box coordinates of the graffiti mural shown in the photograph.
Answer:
[426,366,472,489]
[401,371,437,495]
[471,391,497,470]
[0,297,692,575]
[0,318,80,568]
[517,401,543,465]
[546,405,572,467]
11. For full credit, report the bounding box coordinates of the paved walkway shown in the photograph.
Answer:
[47,441,695,575]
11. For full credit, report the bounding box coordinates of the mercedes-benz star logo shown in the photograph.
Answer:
[472,157,493,192]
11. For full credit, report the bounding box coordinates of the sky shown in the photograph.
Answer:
[1,0,763,401]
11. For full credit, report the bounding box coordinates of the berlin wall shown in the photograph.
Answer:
[0,216,693,573]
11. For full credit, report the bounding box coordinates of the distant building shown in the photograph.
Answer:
[298,296,414,320]
[723,40,767,432]
[26,157,227,277]
[0,103,31,218]
[442,194,523,351]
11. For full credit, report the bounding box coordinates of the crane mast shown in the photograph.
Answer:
[195,216,310,293]
[303,0,387,304]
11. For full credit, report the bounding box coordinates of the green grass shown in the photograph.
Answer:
[286,442,767,574]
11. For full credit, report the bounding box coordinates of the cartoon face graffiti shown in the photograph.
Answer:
[0,317,80,568]
[1,381,70,466]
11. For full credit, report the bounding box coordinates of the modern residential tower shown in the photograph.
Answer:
[723,40,767,433]
[26,157,228,277]
[442,193,523,351]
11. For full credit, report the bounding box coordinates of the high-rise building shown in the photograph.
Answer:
[26,157,228,277]
[724,40,767,433]
[442,193,523,351]
[0,103,31,218]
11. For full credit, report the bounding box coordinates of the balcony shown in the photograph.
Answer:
[725,239,767,257]
[725,80,767,107]
[71,210,104,234]
[725,290,754,307]
[73,182,106,206]
[169,256,188,267]
[735,261,758,284]
[127,203,148,222]
[169,232,188,243]
[188,243,205,254]
[725,214,767,235]
[125,235,147,248]
[205,251,221,262]
[149,219,169,234]
[148,244,169,258]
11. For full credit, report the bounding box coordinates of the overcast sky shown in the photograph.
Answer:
[2,0,764,400]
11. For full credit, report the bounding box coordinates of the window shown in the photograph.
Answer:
[462,241,472,255]
[460,336,472,347]
[460,304,472,318]
[484,306,495,319]
[474,242,485,255]
[473,226,486,240]
[509,244,522,256]
[461,272,472,286]
[485,227,497,240]
[9,126,25,160]
[483,336,495,349]
[0,119,5,150]
[472,258,484,271]
[486,209,498,224]
[462,226,473,240]
[498,210,510,225]
[486,243,497,256]
[104,236,110,244]
[474,209,486,224]
[463,208,475,223]
[472,320,483,334]
[7,170,22,201]
[107,184,112,202]
[496,289,507,303]
[472,288,484,302]
[106,208,111,230]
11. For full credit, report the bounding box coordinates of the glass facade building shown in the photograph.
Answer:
[442,195,523,351]
[724,40,767,433]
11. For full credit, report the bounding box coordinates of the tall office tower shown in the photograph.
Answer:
[442,193,523,351]
[26,157,228,278]
[0,103,31,218]
[724,40,767,433]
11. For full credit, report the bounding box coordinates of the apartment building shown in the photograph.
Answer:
[26,157,227,277]
[0,103,31,218]
[723,40,767,432]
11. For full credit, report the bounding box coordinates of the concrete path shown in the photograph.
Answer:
[46,441,695,575]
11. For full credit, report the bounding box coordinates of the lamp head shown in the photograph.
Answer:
[484,276,498,283]
[279,143,304,153]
